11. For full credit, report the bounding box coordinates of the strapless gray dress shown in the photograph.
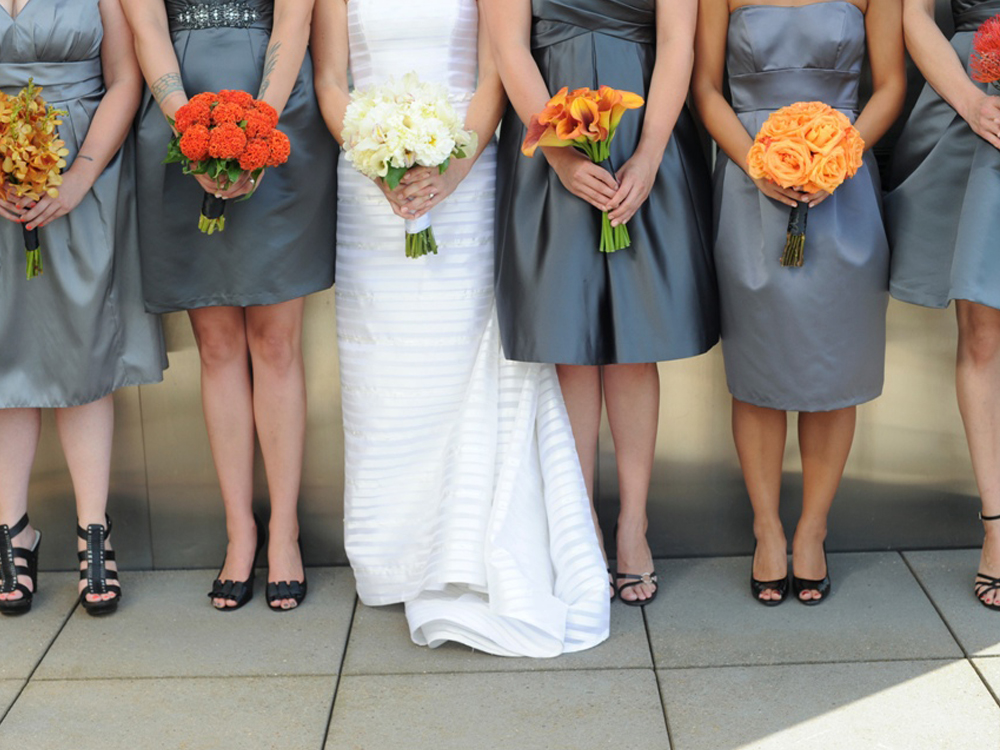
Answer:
[495,0,719,366]
[136,0,337,313]
[0,0,165,408]
[886,0,1000,310]
[714,2,888,411]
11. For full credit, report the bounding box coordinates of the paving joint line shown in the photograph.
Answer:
[643,606,675,748]
[321,592,359,749]
[27,672,343,683]
[654,655,963,672]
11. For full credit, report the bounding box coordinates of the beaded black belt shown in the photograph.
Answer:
[170,2,266,31]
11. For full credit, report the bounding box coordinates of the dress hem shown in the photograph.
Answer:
[143,280,333,314]
[0,371,166,410]
[729,386,883,413]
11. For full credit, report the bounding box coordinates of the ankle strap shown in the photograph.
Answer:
[1,514,29,540]
[77,514,112,540]
[981,512,1000,522]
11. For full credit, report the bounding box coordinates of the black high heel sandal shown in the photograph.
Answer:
[78,515,121,616]
[974,512,1000,611]
[792,542,831,606]
[0,514,40,616]
[266,539,307,611]
[750,541,788,607]
[208,513,265,612]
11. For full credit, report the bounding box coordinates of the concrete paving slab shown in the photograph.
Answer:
[0,577,77,680]
[904,549,1000,657]
[660,659,999,750]
[0,676,335,750]
[342,598,649,675]
[0,680,23,718]
[34,568,355,680]
[971,658,1000,700]
[646,552,960,668]
[327,669,667,750]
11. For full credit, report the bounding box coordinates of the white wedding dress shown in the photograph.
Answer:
[337,0,610,657]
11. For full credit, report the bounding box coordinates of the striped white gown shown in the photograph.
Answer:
[336,0,610,657]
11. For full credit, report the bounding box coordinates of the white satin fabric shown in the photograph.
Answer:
[336,0,610,657]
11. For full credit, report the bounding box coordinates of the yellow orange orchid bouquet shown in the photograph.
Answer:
[0,79,68,279]
[747,101,864,267]
[522,86,644,253]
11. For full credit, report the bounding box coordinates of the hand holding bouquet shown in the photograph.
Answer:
[972,14,1000,92]
[747,101,864,266]
[341,72,477,259]
[521,86,644,253]
[165,90,291,234]
[0,79,69,279]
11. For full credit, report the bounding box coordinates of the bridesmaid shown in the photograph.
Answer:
[693,0,904,603]
[0,0,166,615]
[885,0,1000,609]
[122,0,337,611]
[484,0,720,605]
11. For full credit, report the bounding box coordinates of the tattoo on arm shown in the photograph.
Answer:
[258,42,282,99]
[150,73,184,106]
[76,155,95,162]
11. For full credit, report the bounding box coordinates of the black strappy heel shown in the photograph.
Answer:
[266,539,307,611]
[792,542,831,606]
[208,513,265,612]
[78,516,121,616]
[0,514,40,616]
[615,571,658,607]
[975,512,1000,611]
[750,541,788,606]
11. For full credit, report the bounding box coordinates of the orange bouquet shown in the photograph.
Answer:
[522,86,644,253]
[747,101,864,266]
[164,90,291,234]
[971,14,1000,88]
[0,79,69,279]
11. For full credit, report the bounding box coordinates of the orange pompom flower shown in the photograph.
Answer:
[188,91,219,108]
[972,15,1000,84]
[173,100,211,133]
[207,121,247,160]
[239,137,271,171]
[267,130,291,167]
[253,100,280,130]
[179,123,211,161]
[211,101,247,127]
[244,109,275,138]
[218,89,255,108]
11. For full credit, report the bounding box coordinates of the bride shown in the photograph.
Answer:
[312,0,610,656]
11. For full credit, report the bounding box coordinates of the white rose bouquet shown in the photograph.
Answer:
[342,72,478,258]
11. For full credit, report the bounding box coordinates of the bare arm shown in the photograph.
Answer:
[120,0,187,120]
[311,0,351,144]
[903,0,1000,147]
[258,0,316,114]
[854,0,906,148]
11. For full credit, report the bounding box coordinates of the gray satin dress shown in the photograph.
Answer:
[136,0,337,313]
[0,0,166,408]
[714,2,888,411]
[886,0,1000,310]
[495,0,719,366]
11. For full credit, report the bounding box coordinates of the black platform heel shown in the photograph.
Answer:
[750,541,788,607]
[0,514,40,616]
[974,512,1000,611]
[266,539,307,611]
[78,516,121,616]
[791,543,831,606]
[208,513,265,612]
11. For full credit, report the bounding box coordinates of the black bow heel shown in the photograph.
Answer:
[975,512,1000,611]
[78,516,121,616]
[208,513,265,611]
[266,539,307,611]
[791,543,831,605]
[0,514,40,616]
[751,541,788,606]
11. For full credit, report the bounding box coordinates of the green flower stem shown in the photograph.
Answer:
[406,226,438,259]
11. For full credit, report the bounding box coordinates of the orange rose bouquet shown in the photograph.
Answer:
[0,79,69,279]
[522,86,644,253]
[164,90,291,234]
[747,101,864,266]
[971,14,1000,89]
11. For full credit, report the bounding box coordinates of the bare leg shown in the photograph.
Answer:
[604,362,659,602]
[732,398,788,602]
[556,364,608,593]
[956,300,1000,605]
[55,396,119,603]
[793,406,855,601]
[0,408,40,601]
[246,298,306,609]
[189,306,257,608]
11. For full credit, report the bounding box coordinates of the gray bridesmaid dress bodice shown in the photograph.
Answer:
[714,2,888,411]
[0,0,165,408]
[886,0,1000,310]
[135,0,337,313]
[494,0,719,366]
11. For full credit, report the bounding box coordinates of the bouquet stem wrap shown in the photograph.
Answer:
[23,225,42,279]
[781,201,808,267]
[199,194,227,235]
[404,212,437,259]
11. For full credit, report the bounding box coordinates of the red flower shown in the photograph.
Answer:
[211,101,247,127]
[208,122,247,160]
[188,91,218,108]
[219,89,255,108]
[267,129,291,166]
[972,15,1000,83]
[179,123,211,161]
[245,110,274,138]
[174,100,210,133]
[253,100,280,130]
[239,137,271,171]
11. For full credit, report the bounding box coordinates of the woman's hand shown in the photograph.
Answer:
[607,153,660,227]
[0,187,32,224]
[963,91,1000,150]
[543,147,618,211]
[751,176,809,208]
[393,163,470,219]
[14,171,93,230]
[191,170,255,199]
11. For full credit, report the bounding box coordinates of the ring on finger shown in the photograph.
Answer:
[429,192,436,200]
